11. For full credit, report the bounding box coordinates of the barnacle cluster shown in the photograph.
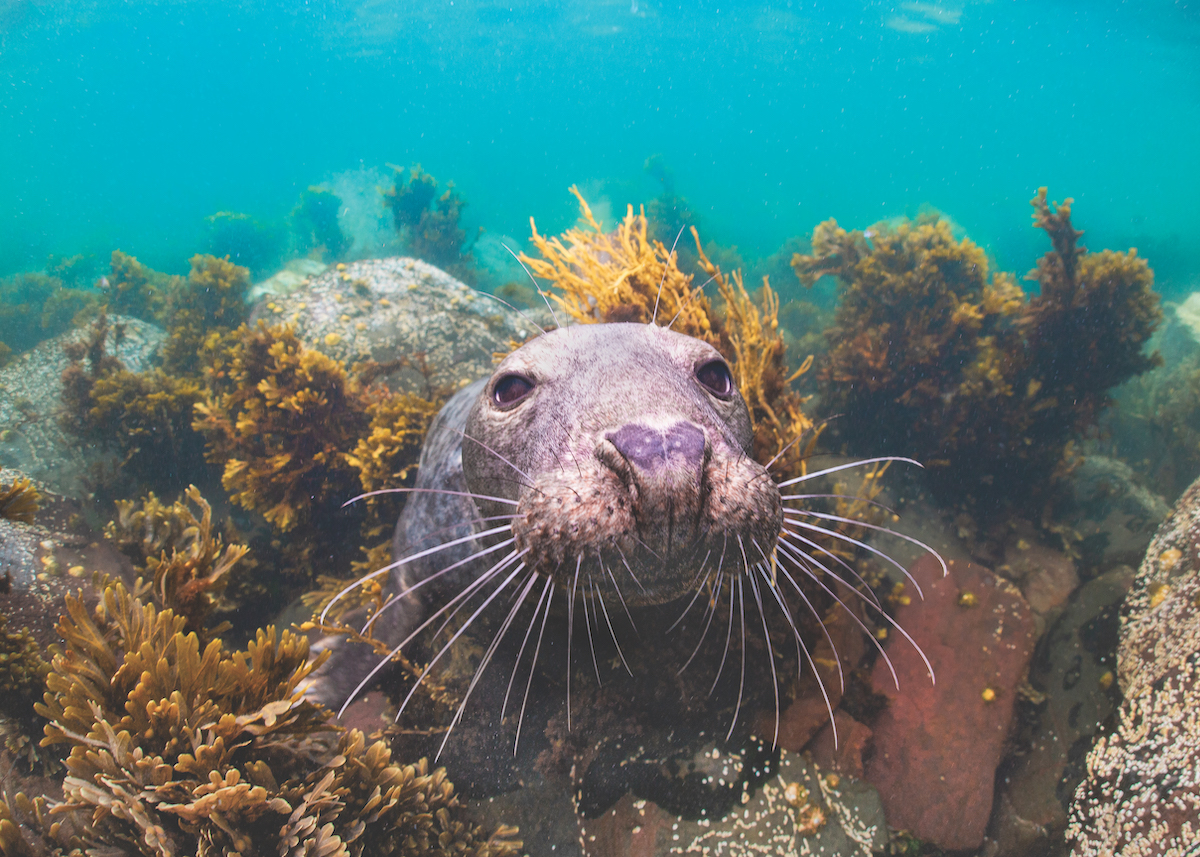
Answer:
[0,578,518,856]
[521,187,814,480]
[791,188,1161,512]
[0,476,40,524]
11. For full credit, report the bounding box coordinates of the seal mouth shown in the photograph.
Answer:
[512,419,783,607]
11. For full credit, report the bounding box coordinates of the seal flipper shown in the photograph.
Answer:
[305,379,491,710]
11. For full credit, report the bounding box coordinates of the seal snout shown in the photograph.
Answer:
[605,421,708,476]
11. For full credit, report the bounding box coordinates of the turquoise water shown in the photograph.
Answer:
[3,0,1198,294]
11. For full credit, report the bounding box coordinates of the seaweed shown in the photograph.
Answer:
[791,188,1162,514]
[101,250,173,321]
[346,391,443,496]
[193,322,371,533]
[294,187,349,262]
[159,253,251,377]
[0,608,50,754]
[105,485,248,637]
[204,211,284,279]
[0,577,519,856]
[60,313,207,494]
[0,476,39,524]
[383,165,475,272]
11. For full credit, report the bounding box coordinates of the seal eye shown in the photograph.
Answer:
[696,359,734,399]
[493,373,535,407]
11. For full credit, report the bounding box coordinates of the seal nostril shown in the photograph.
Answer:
[606,422,707,473]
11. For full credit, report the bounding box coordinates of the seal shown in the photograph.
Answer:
[307,320,940,761]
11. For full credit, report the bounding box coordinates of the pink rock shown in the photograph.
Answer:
[864,555,1037,851]
[808,711,873,779]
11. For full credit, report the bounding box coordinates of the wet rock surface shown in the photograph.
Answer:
[990,565,1133,853]
[1068,473,1200,855]
[572,749,886,857]
[249,256,541,397]
[1066,454,1170,572]
[0,316,164,498]
[864,555,1037,851]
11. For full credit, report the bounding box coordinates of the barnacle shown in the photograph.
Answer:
[0,578,520,856]
[0,476,39,523]
[790,190,1161,513]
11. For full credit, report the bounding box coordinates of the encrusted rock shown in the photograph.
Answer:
[992,565,1132,850]
[577,749,886,857]
[1067,474,1200,855]
[249,256,540,397]
[0,316,163,498]
[864,555,1037,851]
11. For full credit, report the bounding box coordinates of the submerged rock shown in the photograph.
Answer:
[1066,455,1170,573]
[1067,474,1200,855]
[864,555,1037,851]
[0,316,163,498]
[249,256,540,397]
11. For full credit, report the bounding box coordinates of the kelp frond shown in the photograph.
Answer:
[0,476,39,524]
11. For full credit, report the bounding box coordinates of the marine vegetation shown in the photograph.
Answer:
[383,165,475,273]
[100,250,173,321]
[0,607,50,756]
[0,577,519,857]
[294,187,349,262]
[159,254,251,375]
[194,322,371,534]
[522,186,814,479]
[60,313,206,494]
[44,254,96,289]
[105,485,249,637]
[0,272,98,356]
[204,210,284,279]
[791,187,1161,516]
[0,475,40,523]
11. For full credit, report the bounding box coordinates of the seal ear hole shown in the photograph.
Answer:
[695,359,735,399]
[493,373,535,407]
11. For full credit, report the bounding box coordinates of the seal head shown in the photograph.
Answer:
[465,323,782,606]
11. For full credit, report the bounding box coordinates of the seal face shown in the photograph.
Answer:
[464,323,783,606]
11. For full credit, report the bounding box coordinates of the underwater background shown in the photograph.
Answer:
[3,0,1199,297]
[4,2,1200,857]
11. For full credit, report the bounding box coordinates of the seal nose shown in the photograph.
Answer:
[606,422,706,473]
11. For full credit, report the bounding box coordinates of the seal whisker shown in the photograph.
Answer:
[454,427,543,493]
[436,570,541,760]
[758,562,840,748]
[709,575,737,696]
[615,546,648,594]
[513,573,554,753]
[678,571,724,675]
[336,547,527,718]
[343,487,521,507]
[469,284,548,336]
[775,526,885,610]
[782,493,899,517]
[761,544,847,694]
[362,534,517,635]
[502,574,555,722]
[602,558,640,637]
[395,559,533,725]
[745,566,781,748]
[320,524,513,625]
[501,240,562,329]
[567,557,582,731]
[515,577,557,754]
[592,571,633,676]
[664,272,719,331]
[775,538,928,688]
[723,574,749,742]
[784,511,948,593]
[650,225,686,326]
[583,573,602,685]
[667,567,713,634]
[776,456,924,488]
